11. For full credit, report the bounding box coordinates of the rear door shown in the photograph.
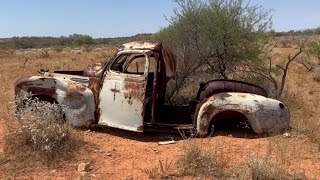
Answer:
[99,51,150,132]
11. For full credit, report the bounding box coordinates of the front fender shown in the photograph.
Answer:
[15,76,96,127]
[196,92,290,137]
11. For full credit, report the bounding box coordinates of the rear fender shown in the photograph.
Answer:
[15,76,96,127]
[195,92,290,137]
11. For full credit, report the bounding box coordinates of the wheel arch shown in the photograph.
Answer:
[31,94,58,104]
[195,94,257,137]
[15,76,96,127]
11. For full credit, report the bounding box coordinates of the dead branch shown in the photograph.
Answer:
[23,58,29,68]
[235,47,302,99]
[277,47,302,98]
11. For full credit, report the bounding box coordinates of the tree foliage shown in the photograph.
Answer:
[70,34,95,46]
[307,41,320,62]
[156,0,272,102]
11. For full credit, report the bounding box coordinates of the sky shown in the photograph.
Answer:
[0,0,320,38]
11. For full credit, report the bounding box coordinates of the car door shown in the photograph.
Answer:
[99,51,150,132]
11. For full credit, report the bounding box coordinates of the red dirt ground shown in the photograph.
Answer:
[0,124,319,179]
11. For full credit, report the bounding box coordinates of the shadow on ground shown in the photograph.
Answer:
[90,125,268,142]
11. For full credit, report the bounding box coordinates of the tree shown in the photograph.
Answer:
[307,41,320,63]
[70,34,95,46]
[156,0,272,102]
[237,46,302,99]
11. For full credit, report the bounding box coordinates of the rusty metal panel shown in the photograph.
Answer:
[98,52,150,132]
[15,75,96,127]
[196,80,268,102]
[119,41,161,51]
[98,72,147,132]
[161,47,176,80]
[118,41,176,81]
[196,92,290,137]
[83,62,103,77]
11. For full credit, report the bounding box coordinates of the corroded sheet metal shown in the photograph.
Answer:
[15,75,96,127]
[196,92,290,137]
[119,41,176,80]
[161,47,176,80]
[119,41,161,51]
[98,72,147,132]
[83,62,103,77]
[197,80,268,102]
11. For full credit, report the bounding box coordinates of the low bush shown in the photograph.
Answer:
[247,156,290,180]
[176,145,224,178]
[313,66,320,82]
[142,159,175,179]
[4,97,82,164]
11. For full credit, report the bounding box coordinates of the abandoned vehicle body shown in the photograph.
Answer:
[15,41,290,137]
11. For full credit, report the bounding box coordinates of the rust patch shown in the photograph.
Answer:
[119,41,161,51]
[238,94,247,98]
[67,81,87,92]
[199,104,215,121]
[215,93,232,100]
[258,104,266,110]
[83,63,103,77]
[123,81,145,101]
[88,77,101,105]
[137,125,143,132]
[15,77,58,99]
[65,90,83,99]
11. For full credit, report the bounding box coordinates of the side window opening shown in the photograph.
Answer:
[110,54,128,73]
[125,54,157,74]
[125,54,147,74]
[110,53,158,75]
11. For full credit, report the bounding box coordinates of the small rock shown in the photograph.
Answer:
[78,162,90,172]
[93,149,103,153]
[158,140,176,145]
[310,146,319,153]
[85,129,92,135]
[283,132,291,138]
[51,169,57,173]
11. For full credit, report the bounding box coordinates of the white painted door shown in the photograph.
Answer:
[99,52,150,132]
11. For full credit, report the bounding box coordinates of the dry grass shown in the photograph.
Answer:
[246,155,291,180]
[283,88,320,146]
[243,156,304,180]
[142,144,227,179]
[142,159,175,179]
[313,66,320,82]
[176,145,225,178]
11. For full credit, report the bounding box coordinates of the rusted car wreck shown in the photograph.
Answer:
[15,41,290,137]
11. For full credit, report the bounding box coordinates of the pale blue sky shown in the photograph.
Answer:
[0,0,319,38]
